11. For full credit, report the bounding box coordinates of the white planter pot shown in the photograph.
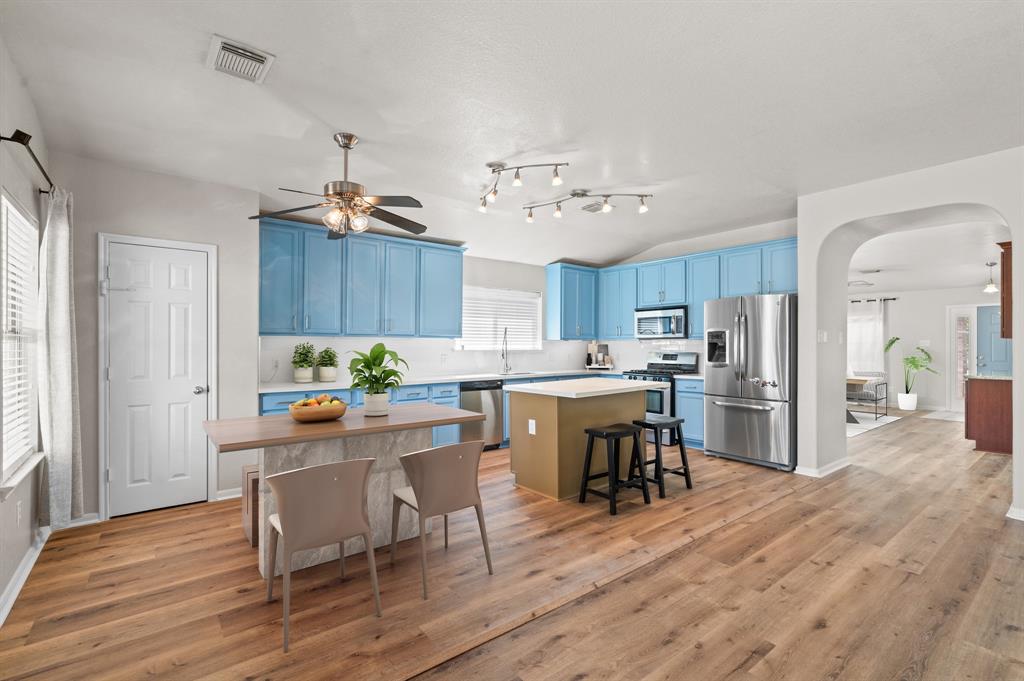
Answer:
[318,366,338,382]
[293,366,314,384]
[364,392,389,417]
[897,393,918,411]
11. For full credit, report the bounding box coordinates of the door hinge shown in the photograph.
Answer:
[99,266,110,296]
[104,366,110,381]
[104,469,111,483]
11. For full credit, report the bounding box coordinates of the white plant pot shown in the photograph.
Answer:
[897,393,918,411]
[318,366,338,382]
[364,392,390,417]
[293,366,314,384]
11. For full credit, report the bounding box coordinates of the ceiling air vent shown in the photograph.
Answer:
[206,35,275,84]
[580,201,606,213]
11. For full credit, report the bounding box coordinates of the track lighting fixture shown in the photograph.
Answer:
[520,188,653,222]
[477,161,568,209]
[478,197,488,213]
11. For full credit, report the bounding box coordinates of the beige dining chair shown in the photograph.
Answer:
[390,440,493,599]
[265,458,382,652]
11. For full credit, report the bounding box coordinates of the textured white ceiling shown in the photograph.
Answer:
[1,1,1022,265]
[848,221,1010,292]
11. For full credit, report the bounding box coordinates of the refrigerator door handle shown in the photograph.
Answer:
[739,313,748,380]
[733,314,741,381]
[712,401,774,412]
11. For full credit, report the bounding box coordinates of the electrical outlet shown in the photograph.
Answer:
[16,500,23,527]
[528,419,536,435]
[817,330,829,343]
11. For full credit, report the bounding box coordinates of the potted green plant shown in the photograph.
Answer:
[884,336,938,411]
[291,342,317,383]
[317,347,339,382]
[349,342,408,416]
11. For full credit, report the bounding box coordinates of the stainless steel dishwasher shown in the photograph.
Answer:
[459,380,504,449]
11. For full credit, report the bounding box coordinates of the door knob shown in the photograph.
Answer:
[193,386,207,395]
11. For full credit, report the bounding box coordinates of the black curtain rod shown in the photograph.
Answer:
[0,129,54,195]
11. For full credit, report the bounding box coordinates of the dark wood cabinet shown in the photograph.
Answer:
[999,241,1011,338]
[964,377,1012,454]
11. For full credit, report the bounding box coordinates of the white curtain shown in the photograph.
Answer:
[37,187,83,528]
[847,299,885,374]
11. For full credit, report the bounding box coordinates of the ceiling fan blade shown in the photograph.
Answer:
[278,187,328,199]
[248,203,330,220]
[363,195,423,208]
[371,207,427,235]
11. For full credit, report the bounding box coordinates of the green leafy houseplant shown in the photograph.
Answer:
[317,347,338,368]
[349,343,408,416]
[884,336,938,394]
[291,342,317,368]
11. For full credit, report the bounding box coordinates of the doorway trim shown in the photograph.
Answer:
[97,233,219,521]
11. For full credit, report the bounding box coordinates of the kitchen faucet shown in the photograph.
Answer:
[501,326,512,374]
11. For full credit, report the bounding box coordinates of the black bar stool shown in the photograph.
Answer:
[578,423,651,515]
[631,415,694,498]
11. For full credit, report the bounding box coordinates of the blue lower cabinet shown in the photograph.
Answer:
[259,389,354,415]
[674,381,704,448]
[431,395,461,446]
[392,384,430,402]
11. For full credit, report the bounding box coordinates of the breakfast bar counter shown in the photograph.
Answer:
[204,404,484,577]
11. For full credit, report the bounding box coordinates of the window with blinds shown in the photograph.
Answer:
[1,195,38,479]
[455,286,542,351]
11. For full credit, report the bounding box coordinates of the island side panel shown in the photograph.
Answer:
[258,427,433,578]
[509,392,561,499]
[555,392,646,500]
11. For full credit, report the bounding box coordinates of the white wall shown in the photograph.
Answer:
[797,147,1024,521]
[0,32,47,616]
[848,286,1002,410]
[619,218,796,264]
[51,151,260,511]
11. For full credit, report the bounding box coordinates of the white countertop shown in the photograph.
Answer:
[504,377,670,399]
[259,368,628,393]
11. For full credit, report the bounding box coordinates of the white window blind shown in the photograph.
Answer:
[456,286,542,351]
[1,195,38,478]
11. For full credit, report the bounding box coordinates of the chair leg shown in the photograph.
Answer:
[633,433,651,504]
[390,496,401,565]
[339,541,346,579]
[678,425,693,489]
[653,430,666,499]
[475,503,494,575]
[417,514,429,599]
[444,514,449,549]
[607,438,618,515]
[282,549,291,652]
[265,525,279,602]
[579,433,595,503]
[363,533,383,617]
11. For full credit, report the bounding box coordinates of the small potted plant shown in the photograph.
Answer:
[317,347,339,382]
[292,342,316,384]
[349,342,408,416]
[884,336,938,411]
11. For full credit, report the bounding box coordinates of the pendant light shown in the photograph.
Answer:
[983,262,999,294]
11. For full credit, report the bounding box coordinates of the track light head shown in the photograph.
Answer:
[551,166,563,187]
[487,185,498,203]
[478,197,488,213]
[512,168,523,187]
[601,196,612,213]
[554,202,562,218]
[526,208,534,223]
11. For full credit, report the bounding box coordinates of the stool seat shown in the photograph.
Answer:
[632,415,684,430]
[584,423,642,438]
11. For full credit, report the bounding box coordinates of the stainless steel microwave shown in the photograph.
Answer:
[634,306,688,339]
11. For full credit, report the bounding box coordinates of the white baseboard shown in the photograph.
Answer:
[214,487,241,501]
[0,525,51,627]
[1007,506,1024,523]
[794,457,851,479]
[63,513,100,529]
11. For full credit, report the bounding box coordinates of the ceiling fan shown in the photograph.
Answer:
[249,132,426,239]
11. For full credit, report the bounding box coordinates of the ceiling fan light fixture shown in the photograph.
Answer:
[526,208,534,224]
[512,168,523,187]
[553,202,562,218]
[601,196,612,213]
[351,214,369,232]
[322,206,345,231]
[551,166,562,187]
[638,197,649,214]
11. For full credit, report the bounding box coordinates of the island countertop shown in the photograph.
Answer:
[204,403,484,453]
[503,377,670,399]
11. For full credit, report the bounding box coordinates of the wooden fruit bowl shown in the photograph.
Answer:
[289,402,348,423]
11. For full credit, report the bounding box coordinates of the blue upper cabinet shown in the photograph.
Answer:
[637,259,686,307]
[259,223,302,334]
[301,230,343,335]
[762,240,798,293]
[686,253,720,338]
[344,237,384,335]
[418,246,463,338]
[545,263,598,340]
[721,246,763,297]
[383,242,418,336]
[598,266,637,339]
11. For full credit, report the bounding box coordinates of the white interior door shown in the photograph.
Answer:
[106,242,209,516]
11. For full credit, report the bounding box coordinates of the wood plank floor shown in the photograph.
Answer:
[2,413,1022,680]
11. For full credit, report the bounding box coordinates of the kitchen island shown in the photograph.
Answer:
[504,378,670,500]
[204,403,484,577]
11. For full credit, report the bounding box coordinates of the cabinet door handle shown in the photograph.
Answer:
[291,315,296,330]
[304,314,310,330]
[768,279,773,293]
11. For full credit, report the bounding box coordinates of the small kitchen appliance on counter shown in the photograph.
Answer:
[623,351,699,442]
[586,342,613,369]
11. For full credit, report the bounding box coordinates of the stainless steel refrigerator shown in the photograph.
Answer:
[703,294,797,470]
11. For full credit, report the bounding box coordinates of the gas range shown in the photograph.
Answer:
[622,351,699,383]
